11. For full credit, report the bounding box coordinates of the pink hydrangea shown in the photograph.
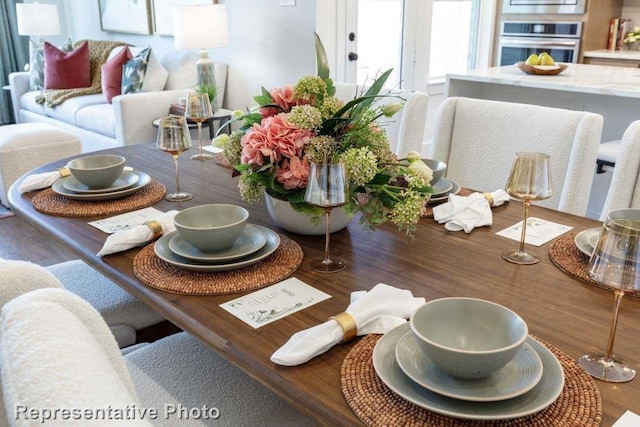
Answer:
[276,156,310,190]
[259,86,297,118]
[241,114,313,166]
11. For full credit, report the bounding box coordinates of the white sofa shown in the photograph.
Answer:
[9,48,227,153]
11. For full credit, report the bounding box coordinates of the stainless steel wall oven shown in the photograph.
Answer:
[502,0,586,15]
[498,21,582,66]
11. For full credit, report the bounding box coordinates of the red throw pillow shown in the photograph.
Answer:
[44,41,90,90]
[101,46,133,103]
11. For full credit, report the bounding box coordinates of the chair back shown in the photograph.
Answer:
[333,82,428,157]
[431,97,603,216]
[599,120,640,219]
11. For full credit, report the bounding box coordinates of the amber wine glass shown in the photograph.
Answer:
[502,152,552,265]
[185,92,214,161]
[578,214,640,382]
[156,116,193,202]
[304,162,349,273]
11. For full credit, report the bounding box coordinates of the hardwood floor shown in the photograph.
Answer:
[0,213,75,265]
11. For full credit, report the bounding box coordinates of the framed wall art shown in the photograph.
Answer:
[98,0,152,35]
[152,0,213,36]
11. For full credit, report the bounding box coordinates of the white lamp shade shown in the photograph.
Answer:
[16,3,61,37]
[173,4,229,49]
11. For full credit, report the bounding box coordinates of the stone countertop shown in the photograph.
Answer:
[446,63,640,99]
[583,49,640,60]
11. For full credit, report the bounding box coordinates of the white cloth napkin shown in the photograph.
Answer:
[432,189,510,233]
[96,210,178,257]
[19,166,134,194]
[270,283,425,366]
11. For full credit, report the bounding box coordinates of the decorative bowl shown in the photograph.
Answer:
[422,159,447,185]
[410,297,528,379]
[173,204,249,252]
[66,154,126,189]
[516,62,568,76]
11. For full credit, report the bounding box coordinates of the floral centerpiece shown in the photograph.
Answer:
[215,35,433,237]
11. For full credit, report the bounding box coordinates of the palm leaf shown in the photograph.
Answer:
[315,32,330,80]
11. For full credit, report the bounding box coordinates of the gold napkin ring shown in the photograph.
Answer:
[330,312,357,343]
[144,220,163,241]
[57,167,71,178]
[482,192,494,207]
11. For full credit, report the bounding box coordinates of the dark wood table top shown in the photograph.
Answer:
[8,143,640,426]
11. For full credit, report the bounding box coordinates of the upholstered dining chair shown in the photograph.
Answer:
[430,97,604,216]
[598,120,640,220]
[0,259,165,348]
[0,279,314,426]
[333,82,429,157]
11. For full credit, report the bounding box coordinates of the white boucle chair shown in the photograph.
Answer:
[430,97,604,216]
[599,120,640,220]
[0,259,165,348]
[0,123,81,207]
[0,287,315,427]
[333,82,429,157]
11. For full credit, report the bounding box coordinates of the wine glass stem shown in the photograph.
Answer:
[604,289,625,360]
[519,199,531,254]
[172,154,181,194]
[322,208,332,264]
[197,122,204,156]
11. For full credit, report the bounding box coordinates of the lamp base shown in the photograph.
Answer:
[197,50,218,112]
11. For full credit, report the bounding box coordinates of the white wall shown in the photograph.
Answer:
[623,0,640,25]
[52,0,316,110]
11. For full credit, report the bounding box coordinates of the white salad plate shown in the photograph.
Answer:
[168,225,267,263]
[428,178,461,204]
[52,172,151,201]
[430,179,453,197]
[395,330,543,402]
[372,323,564,421]
[154,225,280,272]
[62,171,139,194]
[574,227,601,257]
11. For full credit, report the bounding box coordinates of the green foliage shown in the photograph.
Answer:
[197,84,218,103]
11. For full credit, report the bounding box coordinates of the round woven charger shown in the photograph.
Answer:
[132,233,303,295]
[341,334,602,427]
[215,151,233,169]
[548,234,639,298]
[31,181,166,217]
[423,188,474,218]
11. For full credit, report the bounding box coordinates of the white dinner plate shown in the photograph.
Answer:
[372,323,564,421]
[52,172,151,201]
[430,179,453,197]
[428,178,461,204]
[395,330,543,402]
[574,227,601,257]
[154,225,280,272]
[168,225,267,263]
[62,171,139,194]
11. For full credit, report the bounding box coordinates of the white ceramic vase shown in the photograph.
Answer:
[264,191,353,235]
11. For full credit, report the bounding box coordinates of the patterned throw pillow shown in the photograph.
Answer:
[121,46,151,94]
[29,38,72,91]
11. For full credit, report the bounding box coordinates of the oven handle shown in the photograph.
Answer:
[500,39,579,48]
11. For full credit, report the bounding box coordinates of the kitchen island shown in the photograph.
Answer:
[446,63,640,142]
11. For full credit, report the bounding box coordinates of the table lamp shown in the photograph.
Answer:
[173,4,229,98]
[16,2,61,45]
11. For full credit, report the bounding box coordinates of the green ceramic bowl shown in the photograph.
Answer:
[66,154,126,189]
[173,204,249,252]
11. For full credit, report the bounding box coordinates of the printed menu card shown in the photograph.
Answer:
[220,278,331,329]
[496,217,572,247]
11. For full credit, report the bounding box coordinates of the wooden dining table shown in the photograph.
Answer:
[8,143,640,426]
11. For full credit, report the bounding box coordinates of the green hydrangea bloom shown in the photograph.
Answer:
[293,76,327,106]
[223,131,244,167]
[340,147,378,186]
[288,105,323,130]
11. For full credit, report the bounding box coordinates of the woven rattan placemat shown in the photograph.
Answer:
[31,181,166,217]
[548,234,639,298]
[132,233,303,295]
[341,334,601,427]
[215,151,233,169]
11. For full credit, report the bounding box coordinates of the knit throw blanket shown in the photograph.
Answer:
[36,40,124,108]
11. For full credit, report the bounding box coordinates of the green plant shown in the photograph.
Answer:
[198,83,218,104]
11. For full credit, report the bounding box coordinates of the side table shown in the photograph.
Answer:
[152,108,233,140]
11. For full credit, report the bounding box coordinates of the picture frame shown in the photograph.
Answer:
[98,0,152,35]
[151,0,213,36]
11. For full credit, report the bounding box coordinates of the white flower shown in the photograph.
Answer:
[405,151,422,163]
[382,103,402,117]
[408,160,433,184]
[212,134,229,148]
[231,110,244,118]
